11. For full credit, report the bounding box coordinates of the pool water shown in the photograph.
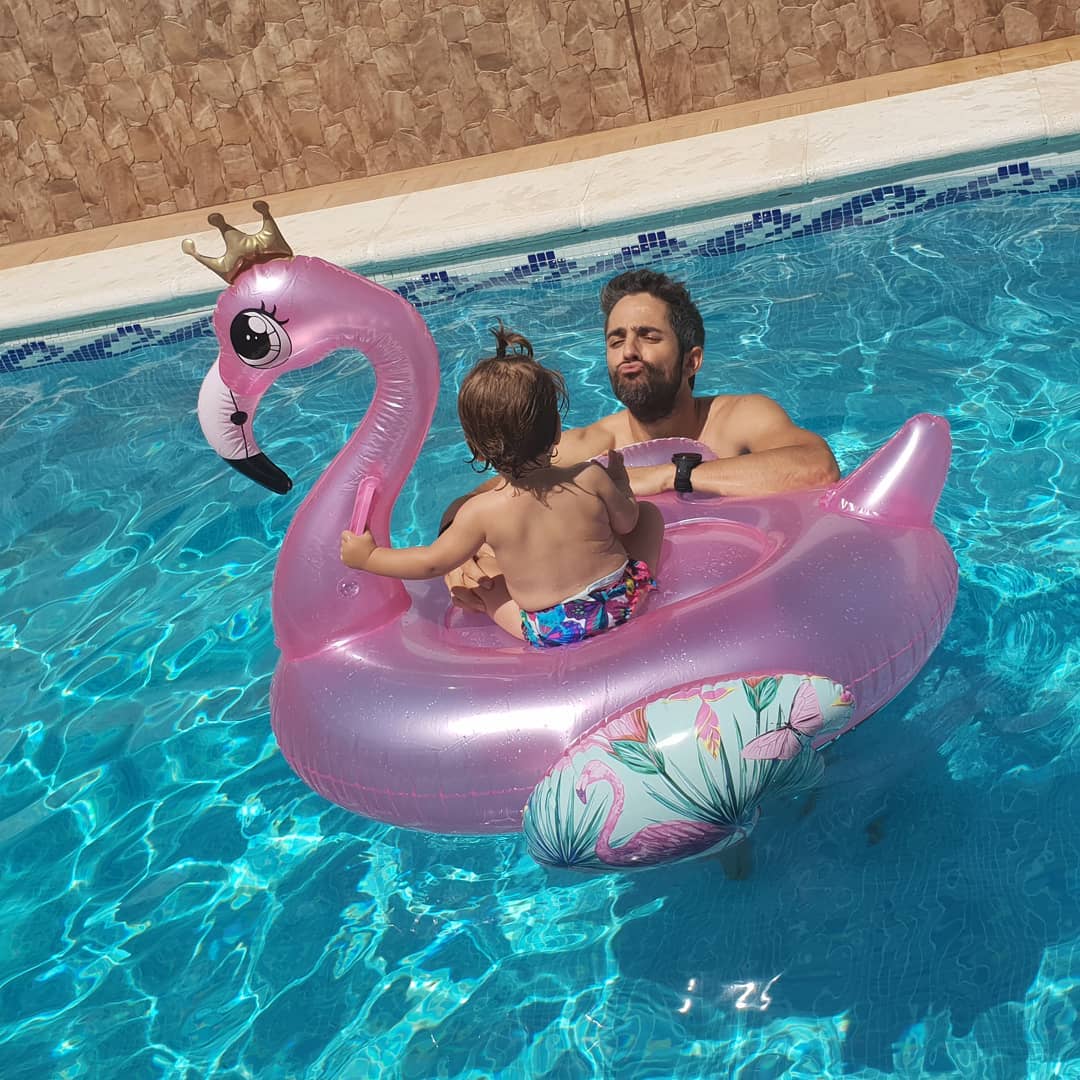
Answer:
[2,181,1079,1078]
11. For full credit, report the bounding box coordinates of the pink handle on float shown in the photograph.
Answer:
[349,476,378,534]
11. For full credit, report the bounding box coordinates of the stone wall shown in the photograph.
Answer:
[1,0,1076,245]
[633,0,1077,113]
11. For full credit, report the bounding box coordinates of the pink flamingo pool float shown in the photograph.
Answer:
[190,205,958,870]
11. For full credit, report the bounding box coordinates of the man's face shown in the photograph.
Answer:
[605,293,688,422]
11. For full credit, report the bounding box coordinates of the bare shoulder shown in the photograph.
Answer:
[696,393,749,454]
[456,482,503,522]
[699,393,743,427]
[438,484,497,547]
[554,416,618,465]
[728,393,796,426]
[704,393,826,453]
[701,391,778,414]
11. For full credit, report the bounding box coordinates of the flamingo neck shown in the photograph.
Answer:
[272,292,439,659]
[586,764,623,858]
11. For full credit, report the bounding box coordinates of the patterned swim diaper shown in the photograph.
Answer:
[520,559,656,649]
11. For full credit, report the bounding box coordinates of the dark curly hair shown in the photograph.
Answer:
[600,269,705,390]
[457,323,568,481]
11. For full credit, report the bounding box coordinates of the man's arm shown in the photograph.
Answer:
[628,395,839,497]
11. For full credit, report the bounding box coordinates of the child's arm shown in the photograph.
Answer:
[341,500,489,580]
[588,451,640,535]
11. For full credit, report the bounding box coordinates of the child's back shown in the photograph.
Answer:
[459,459,635,614]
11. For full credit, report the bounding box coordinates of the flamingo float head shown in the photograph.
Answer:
[188,202,434,501]
[187,202,441,653]
[187,202,318,494]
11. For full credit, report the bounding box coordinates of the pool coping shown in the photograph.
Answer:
[2,60,1079,341]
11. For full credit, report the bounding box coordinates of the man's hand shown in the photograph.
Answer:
[627,463,674,497]
[341,529,377,570]
[443,544,502,612]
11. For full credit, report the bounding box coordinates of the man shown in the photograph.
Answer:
[443,268,839,614]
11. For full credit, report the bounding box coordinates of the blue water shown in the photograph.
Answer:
[2,186,1079,1078]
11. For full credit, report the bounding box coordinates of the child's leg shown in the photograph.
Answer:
[622,501,665,571]
[476,576,525,640]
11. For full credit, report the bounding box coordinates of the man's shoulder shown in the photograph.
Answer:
[696,393,791,455]
[556,417,619,463]
[702,392,787,429]
[700,391,765,414]
[587,412,628,441]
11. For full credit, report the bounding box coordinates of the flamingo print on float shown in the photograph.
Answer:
[575,759,745,867]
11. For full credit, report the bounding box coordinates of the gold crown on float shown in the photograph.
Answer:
[181,200,293,283]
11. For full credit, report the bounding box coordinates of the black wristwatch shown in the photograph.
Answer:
[672,452,703,493]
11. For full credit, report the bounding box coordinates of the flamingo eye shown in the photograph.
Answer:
[230,307,292,368]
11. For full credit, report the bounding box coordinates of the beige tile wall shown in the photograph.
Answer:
[2,0,1076,245]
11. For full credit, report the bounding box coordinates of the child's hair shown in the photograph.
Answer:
[458,323,568,481]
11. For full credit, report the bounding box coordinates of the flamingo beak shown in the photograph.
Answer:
[198,357,292,495]
[226,452,292,495]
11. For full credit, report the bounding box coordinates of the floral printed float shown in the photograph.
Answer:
[187,204,958,871]
[524,675,853,869]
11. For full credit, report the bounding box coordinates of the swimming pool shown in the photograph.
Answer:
[2,150,1078,1077]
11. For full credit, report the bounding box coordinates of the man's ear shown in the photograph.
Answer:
[683,346,703,382]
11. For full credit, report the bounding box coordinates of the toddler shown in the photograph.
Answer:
[340,326,663,647]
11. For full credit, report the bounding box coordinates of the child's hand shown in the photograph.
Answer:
[341,529,377,569]
[605,448,633,495]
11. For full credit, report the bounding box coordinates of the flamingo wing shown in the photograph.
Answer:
[602,817,735,867]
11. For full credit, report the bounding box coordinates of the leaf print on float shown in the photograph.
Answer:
[609,738,663,775]
[574,759,742,867]
[600,705,649,746]
[605,706,664,774]
[668,685,736,758]
[522,766,606,870]
[743,675,779,712]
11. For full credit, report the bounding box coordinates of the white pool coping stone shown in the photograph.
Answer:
[2,62,1079,338]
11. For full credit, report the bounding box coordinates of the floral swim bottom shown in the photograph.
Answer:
[520,559,656,648]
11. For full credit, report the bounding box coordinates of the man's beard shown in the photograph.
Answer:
[610,356,684,423]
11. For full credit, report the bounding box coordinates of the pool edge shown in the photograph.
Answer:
[2,61,1079,341]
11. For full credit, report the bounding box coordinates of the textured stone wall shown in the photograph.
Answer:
[1,0,1076,244]
[633,0,1078,114]
[0,0,649,244]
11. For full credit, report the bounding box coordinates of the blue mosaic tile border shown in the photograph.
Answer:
[4,155,1080,375]
[383,159,1080,311]
[0,316,214,374]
